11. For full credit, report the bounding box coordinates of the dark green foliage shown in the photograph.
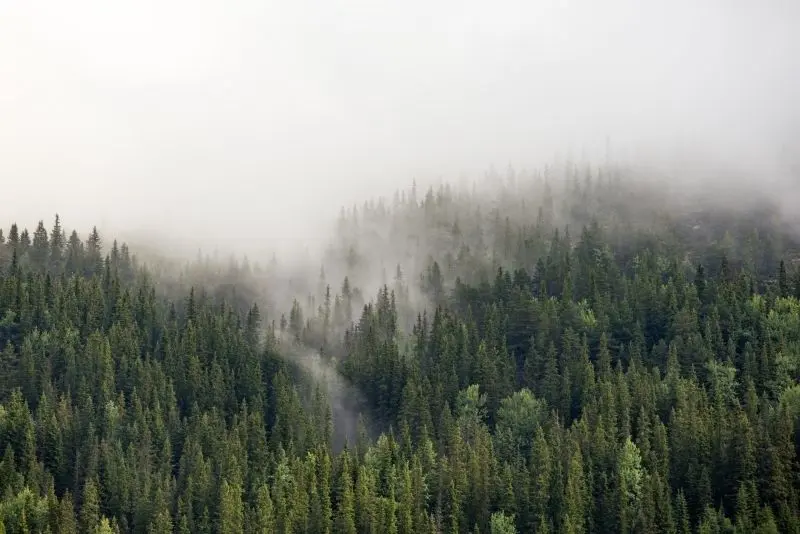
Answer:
[2,169,800,534]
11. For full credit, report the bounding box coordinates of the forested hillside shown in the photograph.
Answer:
[2,166,800,533]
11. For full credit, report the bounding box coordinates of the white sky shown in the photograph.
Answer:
[1,0,798,256]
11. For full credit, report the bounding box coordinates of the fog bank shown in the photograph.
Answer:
[2,0,798,257]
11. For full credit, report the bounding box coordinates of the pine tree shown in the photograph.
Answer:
[563,446,587,534]
[251,484,275,533]
[336,464,357,534]
[31,220,49,270]
[778,260,789,298]
[489,511,517,534]
[218,480,244,534]
[80,478,101,534]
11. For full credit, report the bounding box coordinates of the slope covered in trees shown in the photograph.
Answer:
[1,165,800,533]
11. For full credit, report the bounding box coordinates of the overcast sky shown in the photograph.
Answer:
[2,0,798,256]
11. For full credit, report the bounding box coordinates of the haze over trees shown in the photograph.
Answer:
[1,165,800,533]
[2,1,800,533]
[3,1,799,246]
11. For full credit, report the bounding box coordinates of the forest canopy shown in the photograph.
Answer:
[1,166,800,533]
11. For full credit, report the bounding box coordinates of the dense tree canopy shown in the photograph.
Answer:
[1,166,800,533]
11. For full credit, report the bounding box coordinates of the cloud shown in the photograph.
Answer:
[1,0,797,255]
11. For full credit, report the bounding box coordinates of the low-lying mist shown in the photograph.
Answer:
[275,331,380,452]
[2,0,798,257]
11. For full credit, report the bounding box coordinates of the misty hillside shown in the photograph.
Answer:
[2,168,800,533]
[4,1,799,532]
